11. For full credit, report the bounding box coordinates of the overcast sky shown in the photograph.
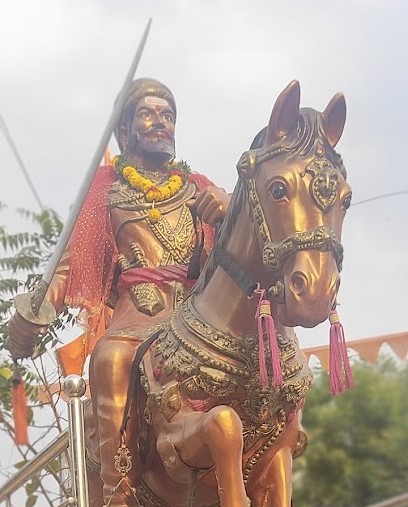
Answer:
[1,0,407,349]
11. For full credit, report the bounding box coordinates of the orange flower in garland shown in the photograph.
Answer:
[112,156,190,223]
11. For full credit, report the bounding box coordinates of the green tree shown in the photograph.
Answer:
[293,357,408,507]
[0,206,74,507]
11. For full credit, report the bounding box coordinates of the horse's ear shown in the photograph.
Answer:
[265,80,300,145]
[322,93,346,148]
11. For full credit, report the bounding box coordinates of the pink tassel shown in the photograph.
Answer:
[267,315,283,387]
[329,310,354,395]
[257,317,269,388]
[256,290,283,389]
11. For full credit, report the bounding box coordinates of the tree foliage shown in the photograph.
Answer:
[0,206,70,353]
[0,206,74,507]
[293,357,408,507]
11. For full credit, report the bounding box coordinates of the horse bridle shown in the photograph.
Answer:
[215,149,344,300]
[262,226,343,274]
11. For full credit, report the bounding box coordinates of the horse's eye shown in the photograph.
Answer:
[342,194,352,210]
[270,181,287,200]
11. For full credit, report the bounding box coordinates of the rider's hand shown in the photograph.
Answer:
[189,187,230,226]
[7,312,46,360]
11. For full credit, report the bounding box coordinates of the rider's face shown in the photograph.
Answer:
[127,96,176,162]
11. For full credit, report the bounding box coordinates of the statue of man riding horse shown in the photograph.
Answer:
[8,78,353,507]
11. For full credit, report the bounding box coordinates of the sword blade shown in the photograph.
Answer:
[32,18,152,315]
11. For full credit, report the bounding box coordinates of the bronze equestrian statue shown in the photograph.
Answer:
[9,79,352,507]
[123,80,351,507]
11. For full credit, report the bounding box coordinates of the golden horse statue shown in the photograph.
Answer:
[108,80,351,507]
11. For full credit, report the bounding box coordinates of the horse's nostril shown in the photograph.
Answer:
[290,272,308,295]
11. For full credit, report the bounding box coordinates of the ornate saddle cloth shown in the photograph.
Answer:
[140,296,313,454]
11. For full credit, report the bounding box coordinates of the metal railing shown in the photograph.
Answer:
[0,430,69,504]
[366,493,408,507]
[0,375,88,507]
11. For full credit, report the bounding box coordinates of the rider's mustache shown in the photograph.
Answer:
[139,125,172,139]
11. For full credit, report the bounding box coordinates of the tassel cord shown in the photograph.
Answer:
[329,310,354,395]
[255,289,283,389]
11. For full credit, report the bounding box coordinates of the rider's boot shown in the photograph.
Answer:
[89,336,140,507]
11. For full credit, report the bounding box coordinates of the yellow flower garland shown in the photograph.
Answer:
[122,165,183,202]
[117,162,185,223]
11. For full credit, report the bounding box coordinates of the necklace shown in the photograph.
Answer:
[112,156,191,222]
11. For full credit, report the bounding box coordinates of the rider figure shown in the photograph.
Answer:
[8,78,230,507]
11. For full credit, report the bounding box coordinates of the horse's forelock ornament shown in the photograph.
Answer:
[305,155,340,214]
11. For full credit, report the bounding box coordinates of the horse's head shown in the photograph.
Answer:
[238,80,351,328]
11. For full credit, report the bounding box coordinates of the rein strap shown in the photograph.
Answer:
[213,245,259,297]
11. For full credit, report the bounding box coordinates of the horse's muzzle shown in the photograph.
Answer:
[262,225,343,274]
[264,226,342,327]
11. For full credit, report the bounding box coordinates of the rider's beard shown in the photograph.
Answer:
[128,129,175,166]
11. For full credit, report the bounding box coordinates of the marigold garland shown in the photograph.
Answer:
[122,165,183,202]
[112,156,191,223]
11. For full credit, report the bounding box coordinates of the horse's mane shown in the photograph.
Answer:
[191,108,346,295]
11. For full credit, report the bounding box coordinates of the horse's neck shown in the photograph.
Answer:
[193,208,265,338]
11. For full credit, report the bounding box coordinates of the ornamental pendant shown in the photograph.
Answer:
[148,205,161,223]
[114,442,133,477]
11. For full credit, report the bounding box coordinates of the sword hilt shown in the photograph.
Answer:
[14,283,56,326]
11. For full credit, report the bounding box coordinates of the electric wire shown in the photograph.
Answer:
[351,189,408,207]
[0,108,406,212]
[0,113,44,211]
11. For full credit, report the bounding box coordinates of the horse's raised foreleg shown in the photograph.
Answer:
[155,404,248,507]
[201,406,248,507]
[248,447,293,507]
[246,416,301,507]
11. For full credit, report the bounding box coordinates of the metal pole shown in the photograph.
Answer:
[41,18,152,287]
[64,375,88,507]
[12,18,152,324]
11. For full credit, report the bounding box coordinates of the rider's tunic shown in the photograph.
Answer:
[105,178,197,338]
[87,178,200,504]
